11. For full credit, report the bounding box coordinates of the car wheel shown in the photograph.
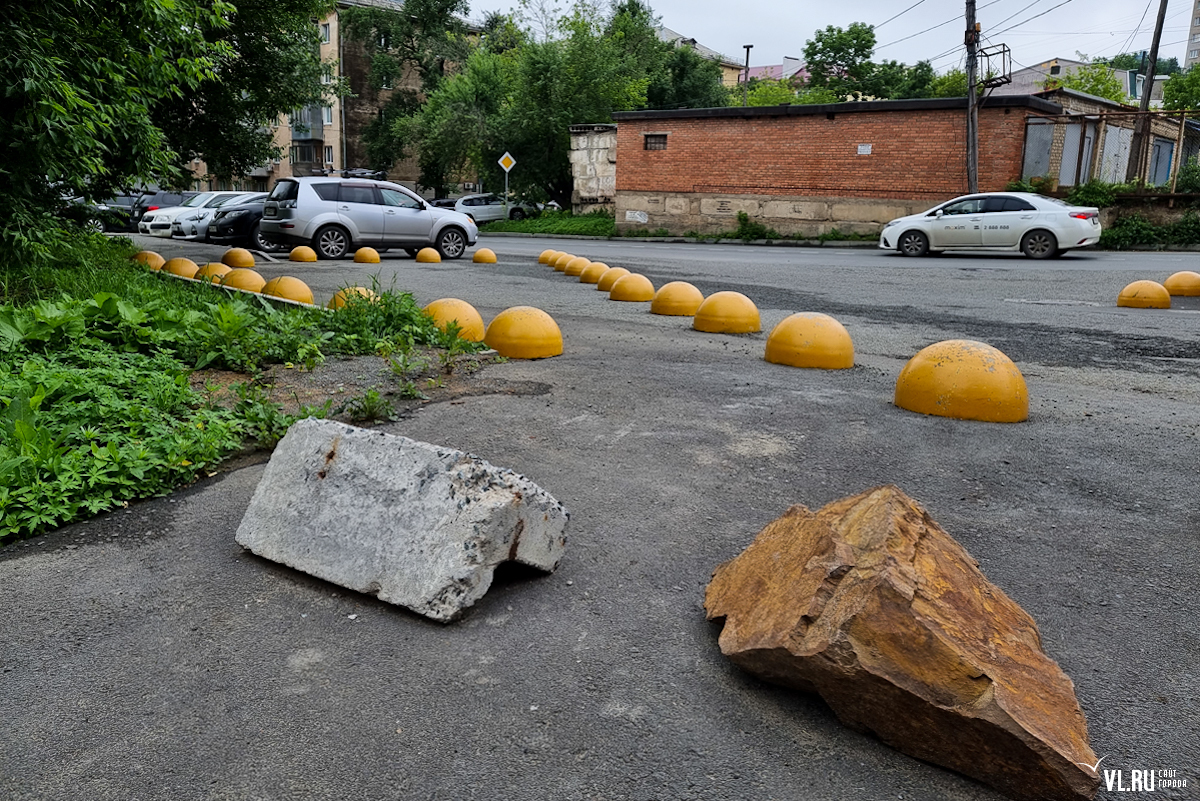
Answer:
[1020,229,1057,259]
[436,227,467,260]
[251,222,281,252]
[510,208,526,221]
[897,230,929,257]
[86,217,105,234]
[314,225,350,259]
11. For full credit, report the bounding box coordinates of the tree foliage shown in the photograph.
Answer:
[1103,52,1181,76]
[0,0,232,264]
[802,22,877,96]
[152,0,337,183]
[341,0,472,171]
[1163,66,1200,111]
[1044,58,1128,104]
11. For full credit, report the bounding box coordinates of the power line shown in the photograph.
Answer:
[876,0,1004,51]
[876,0,930,30]
[989,0,1042,32]
[1113,0,1154,63]
[990,0,1079,38]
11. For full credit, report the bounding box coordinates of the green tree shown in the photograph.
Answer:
[1103,52,1181,76]
[341,0,471,170]
[746,78,799,106]
[802,22,877,96]
[1045,59,1127,104]
[647,45,728,109]
[0,0,231,264]
[931,69,968,97]
[152,0,337,183]
[1163,66,1200,111]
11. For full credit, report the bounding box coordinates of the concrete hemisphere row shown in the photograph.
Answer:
[134,250,319,305]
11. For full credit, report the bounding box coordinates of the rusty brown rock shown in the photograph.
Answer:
[704,485,1099,801]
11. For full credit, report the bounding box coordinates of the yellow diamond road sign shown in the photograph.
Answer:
[498,152,516,173]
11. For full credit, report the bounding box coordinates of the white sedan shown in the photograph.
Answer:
[879,192,1101,259]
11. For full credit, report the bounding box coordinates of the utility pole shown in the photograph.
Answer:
[742,45,753,107]
[965,0,979,193]
[1126,0,1169,183]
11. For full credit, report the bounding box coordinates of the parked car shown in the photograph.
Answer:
[172,192,262,241]
[131,190,199,226]
[260,176,478,259]
[879,192,1102,259]
[430,198,458,209]
[138,192,249,238]
[207,194,280,252]
[453,193,538,223]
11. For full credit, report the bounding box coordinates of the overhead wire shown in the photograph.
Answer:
[875,0,930,30]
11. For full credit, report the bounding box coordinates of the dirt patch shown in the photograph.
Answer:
[190,348,549,423]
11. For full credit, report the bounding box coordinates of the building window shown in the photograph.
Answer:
[644,133,668,151]
[324,145,334,165]
[320,23,330,43]
[290,144,316,163]
[1192,49,1200,59]
[1049,65,1061,75]
[323,106,333,125]
[321,66,333,85]
[1193,33,1200,42]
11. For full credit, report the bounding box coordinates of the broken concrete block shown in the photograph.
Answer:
[704,485,1099,801]
[235,419,568,622]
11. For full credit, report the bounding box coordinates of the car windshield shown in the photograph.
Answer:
[208,194,246,208]
[182,193,215,208]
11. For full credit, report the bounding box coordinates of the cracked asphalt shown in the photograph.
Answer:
[2,235,1197,800]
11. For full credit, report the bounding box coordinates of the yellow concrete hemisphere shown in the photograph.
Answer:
[538,249,557,264]
[220,268,267,293]
[894,339,1029,423]
[263,276,315,305]
[610,273,655,302]
[484,306,563,359]
[196,263,232,284]
[290,246,317,263]
[221,247,255,268]
[162,257,199,279]
[692,291,761,333]
[579,262,608,284]
[133,251,165,271]
[565,256,591,276]
[596,267,630,291]
[1163,270,1200,296]
[553,253,575,272]
[354,247,381,264]
[1117,280,1171,309]
[764,312,855,369]
[473,248,498,264]
[651,281,705,316]
[423,298,486,342]
[542,250,562,266]
[327,287,378,309]
[416,247,442,263]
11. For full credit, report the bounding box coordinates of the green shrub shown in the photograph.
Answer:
[734,211,770,241]
[1174,157,1200,194]
[1066,180,1121,208]
[1099,214,1162,249]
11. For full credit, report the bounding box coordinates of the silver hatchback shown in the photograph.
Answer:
[260,177,478,259]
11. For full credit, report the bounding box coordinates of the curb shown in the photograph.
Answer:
[480,232,880,248]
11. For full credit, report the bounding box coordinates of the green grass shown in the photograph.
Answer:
[0,235,483,544]
[481,210,616,237]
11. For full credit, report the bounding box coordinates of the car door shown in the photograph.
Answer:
[337,183,385,241]
[982,197,1037,247]
[379,188,433,244]
[930,197,984,248]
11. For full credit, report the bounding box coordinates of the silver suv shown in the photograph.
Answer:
[260,177,478,259]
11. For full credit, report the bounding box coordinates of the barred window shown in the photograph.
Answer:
[644,134,668,150]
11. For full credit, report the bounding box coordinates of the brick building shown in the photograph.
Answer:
[609,95,1058,236]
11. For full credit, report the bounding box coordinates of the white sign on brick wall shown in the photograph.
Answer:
[857,144,873,155]
[625,210,649,223]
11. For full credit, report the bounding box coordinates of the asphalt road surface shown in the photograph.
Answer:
[2,235,1197,800]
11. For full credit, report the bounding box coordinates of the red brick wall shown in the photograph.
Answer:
[617,107,1034,200]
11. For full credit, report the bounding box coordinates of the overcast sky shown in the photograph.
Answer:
[476,0,1195,74]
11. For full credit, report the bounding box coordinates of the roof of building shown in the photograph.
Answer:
[656,26,740,68]
[613,94,1064,121]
